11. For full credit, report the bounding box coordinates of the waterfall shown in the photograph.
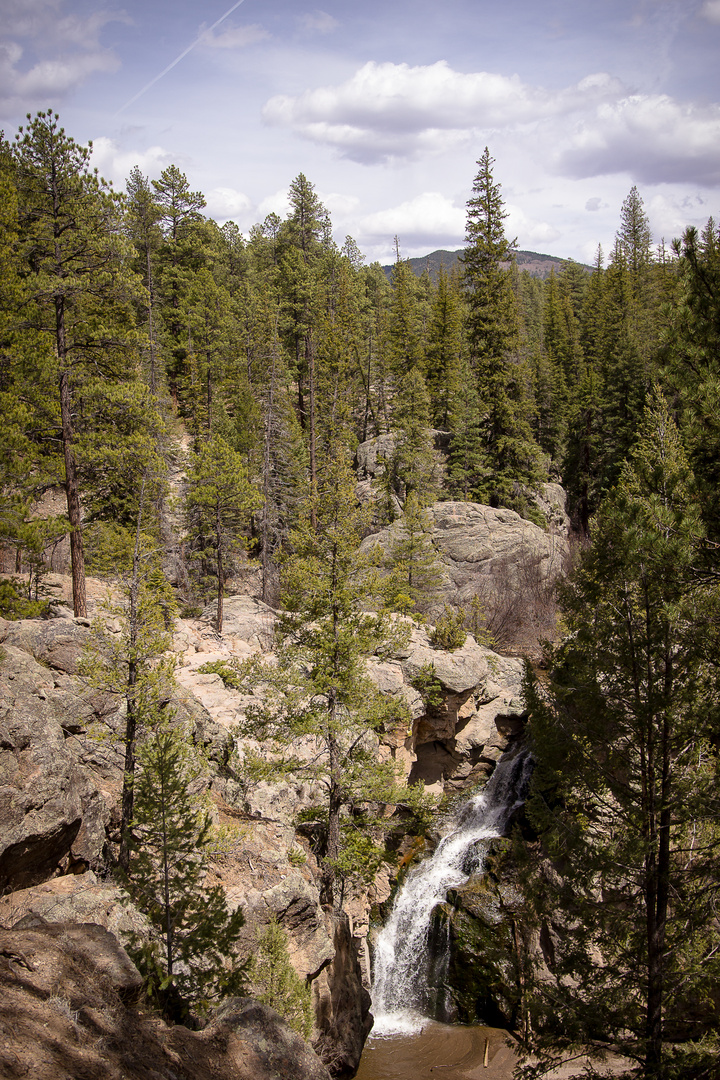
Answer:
[370,750,533,1036]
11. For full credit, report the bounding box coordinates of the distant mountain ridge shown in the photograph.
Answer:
[381,247,593,282]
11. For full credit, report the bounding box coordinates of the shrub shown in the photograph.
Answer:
[411,662,444,708]
[429,605,467,651]
[0,578,52,619]
[251,917,314,1039]
[197,659,242,689]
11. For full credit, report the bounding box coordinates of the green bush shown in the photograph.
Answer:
[197,659,242,689]
[0,578,52,620]
[411,662,444,708]
[429,605,467,651]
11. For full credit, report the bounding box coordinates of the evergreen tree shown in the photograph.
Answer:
[461,148,543,507]
[127,723,247,1019]
[152,164,209,405]
[237,450,432,907]
[519,389,720,1078]
[11,110,141,616]
[152,164,206,243]
[125,167,163,393]
[382,367,440,514]
[446,353,488,500]
[251,918,313,1039]
[616,185,653,289]
[388,246,424,377]
[80,475,175,871]
[664,218,720,540]
[425,265,465,429]
[186,434,262,632]
[385,491,442,617]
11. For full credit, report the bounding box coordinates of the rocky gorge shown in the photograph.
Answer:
[0,497,568,1077]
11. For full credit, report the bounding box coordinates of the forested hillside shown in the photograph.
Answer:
[2,112,717,618]
[2,110,720,1078]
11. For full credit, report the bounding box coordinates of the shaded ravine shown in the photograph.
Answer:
[370,750,533,1037]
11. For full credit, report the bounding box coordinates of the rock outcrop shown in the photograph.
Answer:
[359,499,568,652]
[0,582,530,1076]
[0,922,331,1080]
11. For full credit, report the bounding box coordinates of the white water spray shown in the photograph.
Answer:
[371,751,533,1036]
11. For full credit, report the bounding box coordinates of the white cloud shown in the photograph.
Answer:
[506,204,562,247]
[90,138,175,188]
[262,59,720,187]
[262,61,623,164]
[646,191,712,243]
[201,23,270,49]
[0,0,126,115]
[319,191,360,220]
[256,188,292,221]
[206,186,252,222]
[556,94,720,184]
[700,0,720,22]
[359,192,465,248]
[297,10,339,34]
[585,197,606,211]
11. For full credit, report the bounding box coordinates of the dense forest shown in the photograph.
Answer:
[2,110,720,1078]
[2,112,718,613]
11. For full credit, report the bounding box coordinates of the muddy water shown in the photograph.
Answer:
[355,1022,518,1080]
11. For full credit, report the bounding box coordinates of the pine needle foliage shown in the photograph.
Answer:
[251,917,314,1039]
[517,388,720,1080]
[125,723,247,1020]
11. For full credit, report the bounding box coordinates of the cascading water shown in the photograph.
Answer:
[371,750,533,1037]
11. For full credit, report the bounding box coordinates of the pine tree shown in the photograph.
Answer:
[388,246,424,377]
[461,148,544,507]
[125,167,163,393]
[382,367,440,514]
[385,491,442,617]
[519,389,720,1078]
[664,218,720,540]
[252,918,313,1039]
[12,110,141,616]
[126,723,247,1019]
[152,164,208,406]
[186,434,262,632]
[152,164,206,243]
[80,475,175,871]
[426,265,465,429]
[237,450,432,907]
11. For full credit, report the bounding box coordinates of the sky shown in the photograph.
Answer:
[2,0,719,264]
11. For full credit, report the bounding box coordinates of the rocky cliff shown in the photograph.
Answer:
[0,566,532,1074]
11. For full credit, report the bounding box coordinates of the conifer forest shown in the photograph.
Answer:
[2,111,720,1080]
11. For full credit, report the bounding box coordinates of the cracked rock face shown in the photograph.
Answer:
[0,635,112,892]
[358,499,568,653]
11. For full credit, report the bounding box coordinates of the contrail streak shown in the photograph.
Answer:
[115,0,248,117]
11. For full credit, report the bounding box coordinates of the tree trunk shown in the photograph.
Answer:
[147,246,157,395]
[58,354,87,617]
[118,659,138,874]
[119,479,146,872]
[216,501,224,634]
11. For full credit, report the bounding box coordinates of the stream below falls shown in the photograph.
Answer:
[358,751,533,1079]
[355,1023,518,1080]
